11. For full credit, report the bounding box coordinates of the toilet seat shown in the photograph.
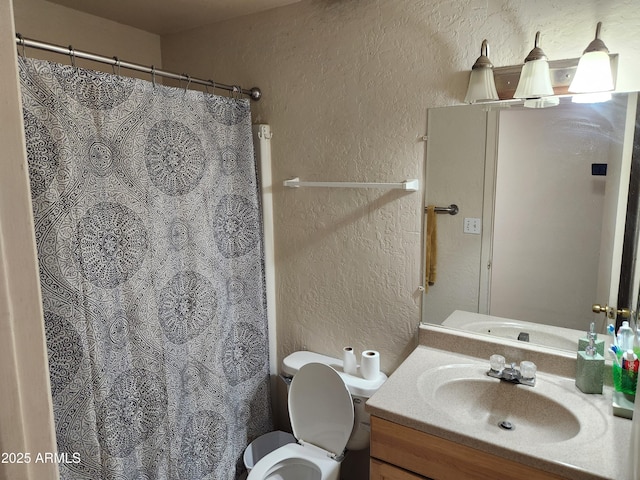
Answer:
[247,363,354,480]
[246,442,339,480]
[288,362,354,456]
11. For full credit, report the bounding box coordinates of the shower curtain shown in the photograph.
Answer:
[18,56,272,480]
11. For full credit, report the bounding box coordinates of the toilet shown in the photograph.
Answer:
[245,351,387,480]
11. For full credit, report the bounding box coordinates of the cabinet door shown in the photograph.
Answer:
[371,458,428,480]
[370,416,568,480]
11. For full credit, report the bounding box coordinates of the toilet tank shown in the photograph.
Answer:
[281,351,387,451]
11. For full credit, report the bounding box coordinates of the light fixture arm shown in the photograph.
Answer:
[524,31,548,62]
[471,39,494,70]
[583,22,609,54]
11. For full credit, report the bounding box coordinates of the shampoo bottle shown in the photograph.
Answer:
[575,333,604,394]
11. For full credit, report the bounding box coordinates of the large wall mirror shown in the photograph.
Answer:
[422,93,640,352]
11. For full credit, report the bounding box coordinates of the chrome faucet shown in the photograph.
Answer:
[487,355,536,387]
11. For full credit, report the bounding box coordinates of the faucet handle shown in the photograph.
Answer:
[520,361,537,380]
[490,354,505,373]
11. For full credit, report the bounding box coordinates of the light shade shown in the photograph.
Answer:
[465,68,499,103]
[464,39,499,103]
[513,32,554,100]
[514,59,554,98]
[569,23,614,95]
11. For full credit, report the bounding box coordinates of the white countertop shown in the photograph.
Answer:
[366,344,633,480]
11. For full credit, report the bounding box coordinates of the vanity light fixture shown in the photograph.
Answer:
[513,31,555,101]
[464,39,499,104]
[569,22,614,103]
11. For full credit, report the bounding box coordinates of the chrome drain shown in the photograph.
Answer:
[498,420,515,431]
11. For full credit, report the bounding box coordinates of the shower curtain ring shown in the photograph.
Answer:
[68,45,76,67]
[206,80,216,95]
[151,65,156,87]
[185,75,191,92]
[112,56,121,76]
[16,33,25,57]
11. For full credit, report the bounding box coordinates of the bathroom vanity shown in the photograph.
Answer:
[369,417,565,480]
[366,324,632,480]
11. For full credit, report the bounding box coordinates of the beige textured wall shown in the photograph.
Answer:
[161,0,640,374]
[12,0,162,74]
[0,0,638,478]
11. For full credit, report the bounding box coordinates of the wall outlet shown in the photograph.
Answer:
[463,217,481,234]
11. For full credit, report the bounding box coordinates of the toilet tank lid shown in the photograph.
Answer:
[282,351,387,397]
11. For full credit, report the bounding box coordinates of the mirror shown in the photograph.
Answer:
[421,92,640,352]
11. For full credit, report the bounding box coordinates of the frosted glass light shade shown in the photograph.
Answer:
[513,59,554,99]
[569,51,614,93]
[464,68,499,103]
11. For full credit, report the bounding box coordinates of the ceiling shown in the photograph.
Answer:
[47,0,300,35]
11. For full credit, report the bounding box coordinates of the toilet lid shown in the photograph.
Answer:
[288,362,354,456]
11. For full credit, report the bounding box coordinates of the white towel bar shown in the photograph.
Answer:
[283,177,419,192]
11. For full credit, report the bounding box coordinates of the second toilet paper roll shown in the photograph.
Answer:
[343,346,358,375]
[360,350,380,380]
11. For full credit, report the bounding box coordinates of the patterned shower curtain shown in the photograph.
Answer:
[18,56,272,480]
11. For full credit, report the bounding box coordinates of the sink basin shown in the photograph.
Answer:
[441,311,593,351]
[417,364,602,444]
[460,321,579,351]
[365,343,630,480]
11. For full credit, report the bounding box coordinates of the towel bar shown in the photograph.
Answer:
[427,204,459,215]
[284,177,419,191]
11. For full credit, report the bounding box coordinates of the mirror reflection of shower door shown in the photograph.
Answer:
[482,94,635,332]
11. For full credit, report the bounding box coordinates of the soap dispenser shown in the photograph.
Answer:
[575,333,604,394]
[578,322,605,356]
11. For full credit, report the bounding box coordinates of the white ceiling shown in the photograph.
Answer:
[47,0,300,35]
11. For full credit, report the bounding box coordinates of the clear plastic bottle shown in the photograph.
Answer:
[618,321,634,351]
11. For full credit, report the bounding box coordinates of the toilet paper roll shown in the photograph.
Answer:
[343,346,358,375]
[360,350,380,380]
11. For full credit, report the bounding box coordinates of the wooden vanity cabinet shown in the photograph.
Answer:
[370,458,427,479]
[370,416,568,480]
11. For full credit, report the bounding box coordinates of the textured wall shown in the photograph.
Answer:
[13,0,162,74]
[3,1,640,478]
[161,0,640,376]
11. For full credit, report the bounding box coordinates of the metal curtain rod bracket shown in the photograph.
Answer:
[283,177,420,192]
[14,34,262,101]
[427,204,459,215]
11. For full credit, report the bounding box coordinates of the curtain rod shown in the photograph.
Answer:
[15,34,262,101]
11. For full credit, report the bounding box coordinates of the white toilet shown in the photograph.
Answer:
[245,351,387,480]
